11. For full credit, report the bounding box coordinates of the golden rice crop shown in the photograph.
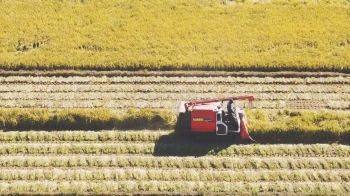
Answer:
[0,0,349,72]
[0,108,348,142]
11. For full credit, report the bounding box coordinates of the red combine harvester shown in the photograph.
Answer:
[176,95,255,141]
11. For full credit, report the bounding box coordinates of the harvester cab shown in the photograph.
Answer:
[176,96,255,141]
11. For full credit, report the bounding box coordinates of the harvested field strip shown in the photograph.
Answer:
[1,100,347,110]
[0,168,349,182]
[0,76,347,109]
[0,181,349,195]
[0,76,348,85]
[1,155,349,169]
[1,84,349,93]
[1,92,349,101]
[0,129,349,146]
[0,143,348,157]
[0,143,155,155]
[1,129,350,145]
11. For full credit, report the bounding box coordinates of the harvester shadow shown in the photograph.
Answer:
[153,131,253,157]
[153,131,348,157]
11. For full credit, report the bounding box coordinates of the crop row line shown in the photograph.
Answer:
[0,155,348,170]
[1,128,350,145]
[0,143,348,157]
[0,70,347,78]
[0,92,348,101]
[1,100,348,110]
[0,181,349,195]
[1,84,348,93]
[0,76,348,85]
[0,168,348,182]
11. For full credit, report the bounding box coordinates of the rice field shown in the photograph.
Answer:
[1,0,349,194]
[0,130,349,195]
[0,73,348,195]
[1,0,350,72]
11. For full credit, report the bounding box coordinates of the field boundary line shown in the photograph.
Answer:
[0,70,348,78]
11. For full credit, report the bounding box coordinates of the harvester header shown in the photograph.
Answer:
[184,95,255,112]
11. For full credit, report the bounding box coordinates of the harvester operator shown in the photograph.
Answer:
[227,99,234,115]
[227,99,238,131]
